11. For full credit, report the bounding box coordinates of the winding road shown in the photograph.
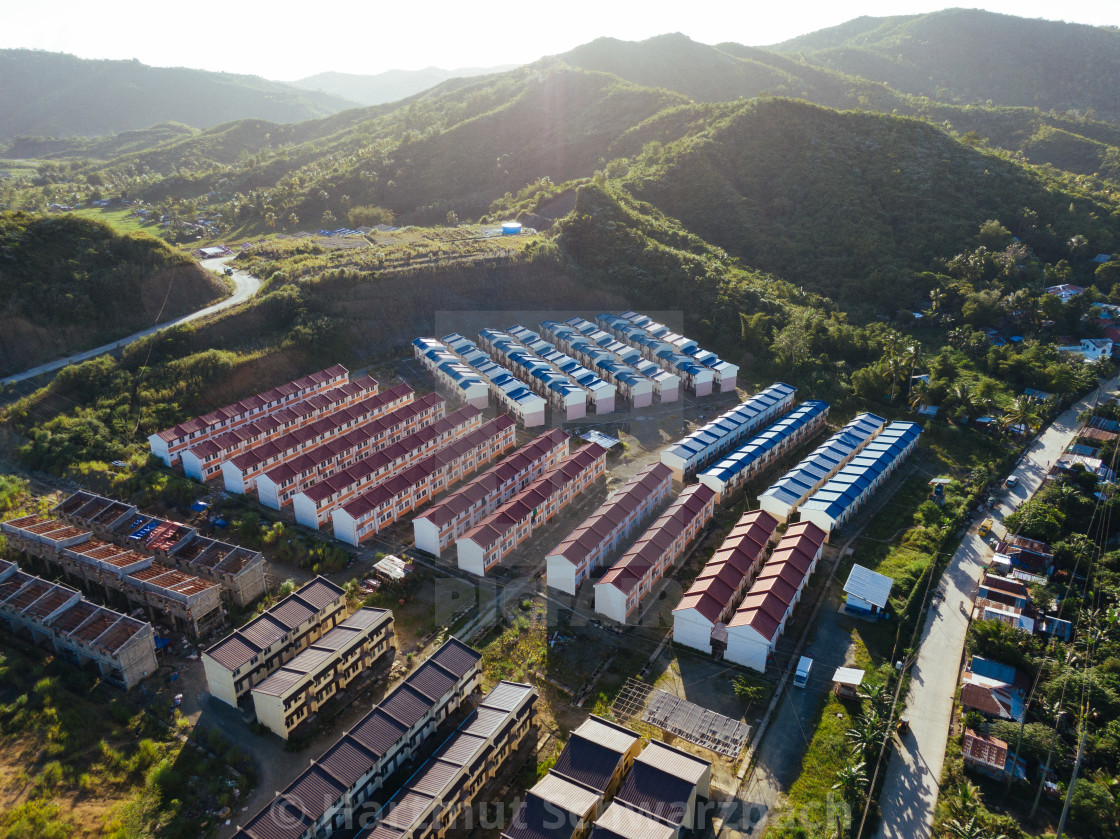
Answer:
[2,256,261,386]
[874,375,1118,839]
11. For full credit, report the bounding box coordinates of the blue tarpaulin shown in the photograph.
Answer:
[154,637,172,650]
[190,501,210,512]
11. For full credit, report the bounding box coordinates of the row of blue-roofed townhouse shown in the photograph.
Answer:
[413,338,490,410]
[506,324,618,413]
[758,413,887,522]
[616,309,740,393]
[442,333,548,428]
[598,313,715,396]
[539,320,655,407]
[660,382,797,481]
[562,315,683,404]
[698,400,830,500]
[799,421,923,539]
[478,328,590,421]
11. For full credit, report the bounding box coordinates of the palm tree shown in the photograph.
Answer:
[859,681,893,716]
[943,816,1005,839]
[1001,395,1039,435]
[908,380,932,413]
[930,288,947,314]
[832,760,868,810]
[846,711,888,760]
[947,383,979,419]
[946,780,982,820]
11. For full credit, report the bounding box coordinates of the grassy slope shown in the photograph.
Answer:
[0,212,227,372]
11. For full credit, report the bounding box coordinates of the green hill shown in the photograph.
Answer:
[771,9,1120,122]
[0,212,227,373]
[611,98,1118,316]
[0,50,358,140]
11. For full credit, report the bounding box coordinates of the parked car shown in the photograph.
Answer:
[1005,475,1019,489]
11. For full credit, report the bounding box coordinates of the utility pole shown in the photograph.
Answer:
[1006,661,1046,796]
[1055,720,1088,839]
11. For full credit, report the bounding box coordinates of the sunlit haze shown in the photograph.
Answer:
[3,0,1117,80]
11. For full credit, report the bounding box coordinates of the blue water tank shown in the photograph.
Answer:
[501,221,522,236]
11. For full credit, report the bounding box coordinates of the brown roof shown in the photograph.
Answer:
[962,728,1008,770]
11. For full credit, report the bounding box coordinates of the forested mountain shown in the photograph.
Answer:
[289,65,518,106]
[0,50,358,139]
[772,9,1120,122]
[609,99,1117,315]
[0,212,226,372]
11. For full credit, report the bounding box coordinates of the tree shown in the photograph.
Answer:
[943,816,1004,839]
[732,675,767,707]
[977,219,1013,250]
[1069,234,1090,262]
[832,760,868,810]
[349,205,395,227]
[1068,779,1119,838]
[1001,395,1039,435]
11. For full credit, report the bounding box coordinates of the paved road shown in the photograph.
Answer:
[874,376,1118,839]
[2,256,261,386]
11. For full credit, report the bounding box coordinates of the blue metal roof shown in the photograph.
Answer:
[700,401,828,486]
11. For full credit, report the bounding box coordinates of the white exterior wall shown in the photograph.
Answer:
[697,473,728,498]
[463,384,489,410]
[221,461,248,495]
[758,493,794,522]
[563,398,587,422]
[148,434,173,466]
[293,494,323,530]
[692,370,714,397]
[256,475,282,510]
[594,584,630,624]
[800,507,838,539]
[522,404,546,428]
[660,381,681,403]
[673,610,714,654]
[545,556,579,596]
[660,449,688,482]
[181,450,208,482]
[456,539,489,577]
[725,626,771,671]
[202,655,240,707]
[413,517,443,557]
[631,382,653,409]
[332,510,360,547]
[594,392,616,414]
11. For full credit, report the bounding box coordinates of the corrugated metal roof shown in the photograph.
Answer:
[843,564,893,609]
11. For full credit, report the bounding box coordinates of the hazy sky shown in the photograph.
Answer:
[3,1,1116,80]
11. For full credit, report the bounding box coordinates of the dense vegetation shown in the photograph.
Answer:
[0,212,226,372]
[0,49,356,140]
[773,9,1120,122]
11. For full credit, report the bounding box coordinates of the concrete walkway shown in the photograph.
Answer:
[874,376,1117,839]
[2,256,261,386]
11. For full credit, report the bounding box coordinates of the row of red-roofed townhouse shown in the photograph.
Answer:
[180,376,381,480]
[724,520,828,672]
[456,444,609,576]
[257,392,444,509]
[672,509,781,654]
[293,406,483,529]
[333,416,518,546]
[412,429,571,557]
[545,462,674,596]
[593,484,717,624]
[221,383,417,495]
[149,364,352,466]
